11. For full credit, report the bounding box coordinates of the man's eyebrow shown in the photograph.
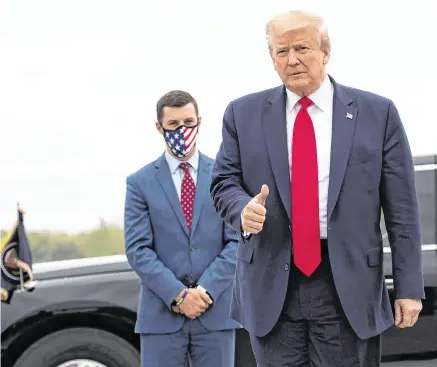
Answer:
[291,39,312,46]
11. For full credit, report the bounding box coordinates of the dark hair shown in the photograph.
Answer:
[156,90,199,122]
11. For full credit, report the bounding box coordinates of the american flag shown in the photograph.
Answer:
[164,125,198,158]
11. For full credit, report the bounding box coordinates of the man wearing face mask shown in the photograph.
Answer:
[124,90,240,367]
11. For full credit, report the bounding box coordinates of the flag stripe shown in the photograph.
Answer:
[184,127,194,139]
[185,127,198,149]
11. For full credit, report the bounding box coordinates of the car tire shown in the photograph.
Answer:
[13,327,140,367]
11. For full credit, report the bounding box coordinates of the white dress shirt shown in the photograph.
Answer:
[286,75,334,238]
[164,149,199,199]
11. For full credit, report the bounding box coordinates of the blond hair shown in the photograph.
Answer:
[265,10,331,53]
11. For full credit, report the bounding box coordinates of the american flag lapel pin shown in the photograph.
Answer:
[346,112,353,119]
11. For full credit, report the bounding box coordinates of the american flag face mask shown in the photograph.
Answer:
[163,124,199,158]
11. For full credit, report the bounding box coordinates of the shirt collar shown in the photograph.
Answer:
[165,149,199,174]
[285,75,333,113]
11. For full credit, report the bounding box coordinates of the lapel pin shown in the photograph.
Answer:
[346,112,353,119]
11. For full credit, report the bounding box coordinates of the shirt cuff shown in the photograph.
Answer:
[240,211,251,238]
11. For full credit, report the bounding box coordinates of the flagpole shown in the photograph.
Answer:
[19,269,24,290]
[16,202,25,291]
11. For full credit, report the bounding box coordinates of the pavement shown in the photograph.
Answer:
[382,358,437,366]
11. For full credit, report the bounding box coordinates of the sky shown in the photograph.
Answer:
[1,0,436,232]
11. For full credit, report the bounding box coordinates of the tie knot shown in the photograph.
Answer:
[179,162,190,173]
[298,97,313,109]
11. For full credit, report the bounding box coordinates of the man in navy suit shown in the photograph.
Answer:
[124,90,240,367]
[210,10,424,366]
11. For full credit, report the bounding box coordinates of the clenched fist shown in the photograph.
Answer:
[241,185,269,234]
[394,298,422,328]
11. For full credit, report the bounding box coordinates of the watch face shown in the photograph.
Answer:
[1,241,30,285]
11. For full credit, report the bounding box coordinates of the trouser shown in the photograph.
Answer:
[140,318,235,367]
[249,240,381,367]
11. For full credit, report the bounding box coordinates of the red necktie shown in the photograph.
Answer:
[179,162,195,231]
[291,97,321,276]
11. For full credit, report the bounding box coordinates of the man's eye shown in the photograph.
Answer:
[277,50,288,55]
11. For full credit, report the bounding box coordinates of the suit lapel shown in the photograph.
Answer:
[191,153,211,235]
[262,86,291,220]
[327,79,357,221]
[155,155,189,237]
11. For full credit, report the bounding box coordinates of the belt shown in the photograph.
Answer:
[321,238,328,257]
[179,275,197,288]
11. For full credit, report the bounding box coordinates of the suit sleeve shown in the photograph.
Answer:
[210,102,252,233]
[124,177,185,310]
[380,100,425,300]
[197,221,238,303]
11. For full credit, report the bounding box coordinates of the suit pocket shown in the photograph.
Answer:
[348,148,381,165]
[237,245,254,263]
[367,247,382,267]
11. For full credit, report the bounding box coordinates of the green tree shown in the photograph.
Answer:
[50,242,86,261]
[1,223,125,263]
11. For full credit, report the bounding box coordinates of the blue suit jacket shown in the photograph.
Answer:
[124,152,241,334]
[210,76,425,339]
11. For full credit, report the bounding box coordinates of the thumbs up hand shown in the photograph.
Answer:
[241,185,269,234]
[254,184,269,206]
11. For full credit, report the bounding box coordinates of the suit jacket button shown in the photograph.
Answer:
[288,225,291,231]
[284,263,289,271]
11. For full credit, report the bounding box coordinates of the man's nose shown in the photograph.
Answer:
[287,51,300,66]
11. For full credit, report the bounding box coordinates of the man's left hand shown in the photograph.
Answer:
[394,299,422,328]
[196,285,213,305]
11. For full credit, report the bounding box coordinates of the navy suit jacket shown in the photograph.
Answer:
[210,76,425,339]
[124,152,241,334]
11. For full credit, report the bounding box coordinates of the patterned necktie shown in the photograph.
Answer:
[179,162,195,231]
[291,97,321,276]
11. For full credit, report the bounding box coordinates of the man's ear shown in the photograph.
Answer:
[156,121,164,135]
[197,117,202,130]
[322,48,330,65]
